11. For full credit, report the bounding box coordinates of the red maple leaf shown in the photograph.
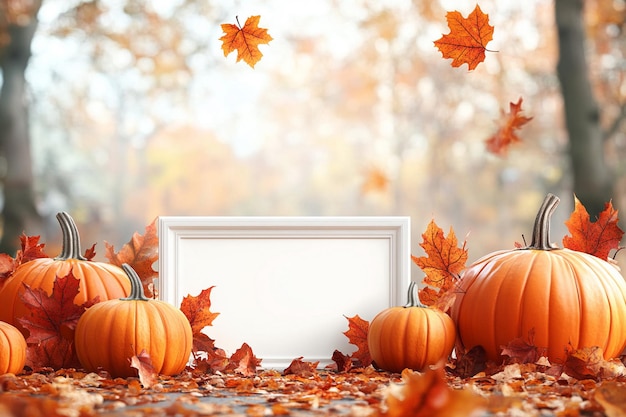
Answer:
[225,343,261,376]
[105,218,158,298]
[412,219,467,308]
[562,195,624,261]
[485,97,533,156]
[180,287,220,355]
[433,5,494,70]
[284,357,319,377]
[331,349,353,373]
[343,314,371,368]
[16,270,98,369]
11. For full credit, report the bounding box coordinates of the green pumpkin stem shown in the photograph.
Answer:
[121,263,150,301]
[404,281,427,308]
[527,193,560,251]
[54,212,87,261]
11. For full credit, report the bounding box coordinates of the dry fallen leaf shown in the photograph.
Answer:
[130,349,158,388]
[595,381,626,417]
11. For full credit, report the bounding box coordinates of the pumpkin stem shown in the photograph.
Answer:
[527,193,560,251]
[120,263,150,301]
[54,212,87,261]
[404,281,427,308]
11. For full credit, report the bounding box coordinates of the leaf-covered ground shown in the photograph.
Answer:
[1,359,626,416]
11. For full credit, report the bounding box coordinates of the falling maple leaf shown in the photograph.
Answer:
[433,4,494,70]
[180,286,220,355]
[220,15,273,68]
[412,219,467,308]
[382,368,485,417]
[562,195,624,261]
[17,270,98,369]
[342,314,371,368]
[130,349,158,388]
[485,97,533,156]
[362,166,390,194]
[105,218,158,298]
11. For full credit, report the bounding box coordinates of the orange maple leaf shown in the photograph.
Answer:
[384,368,485,417]
[362,166,390,194]
[283,357,319,376]
[412,219,467,308]
[562,195,624,261]
[343,314,371,368]
[433,5,494,71]
[180,287,220,355]
[485,97,533,155]
[105,218,158,298]
[225,343,261,376]
[220,15,273,68]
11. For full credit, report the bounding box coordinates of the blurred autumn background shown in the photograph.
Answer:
[0,0,625,272]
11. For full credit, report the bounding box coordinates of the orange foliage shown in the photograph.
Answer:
[433,5,494,70]
[105,218,158,298]
[562,195,624,261]
[342,314,371,368]
[411,219,467,309]
[220,15,273,68]
[485,97,533,155]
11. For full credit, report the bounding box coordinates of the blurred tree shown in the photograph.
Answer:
[555,0,620,218]
[0,0,43,254]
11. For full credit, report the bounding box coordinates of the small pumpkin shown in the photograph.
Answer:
[0,321,26,375]
[0,212,130,334]
[74,263,192,377]
[367,281,456,373]
[451,193,626,363]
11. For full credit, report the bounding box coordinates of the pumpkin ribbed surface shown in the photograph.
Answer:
[451,194,626,364]
[452,248,626,363]
[74,264,192,377]
[0,321,26,375]
[368,305,456,373]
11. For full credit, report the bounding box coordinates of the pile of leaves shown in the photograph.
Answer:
[1,4,626,416]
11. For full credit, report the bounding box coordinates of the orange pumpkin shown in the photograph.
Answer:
[0,321,26,375]
[367,281,456,373]
[0,212,130,334]
[451,193,626,363]
[74,263,193,377]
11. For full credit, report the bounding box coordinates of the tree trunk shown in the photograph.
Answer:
[555,0,613,217]
[0,7,43,255]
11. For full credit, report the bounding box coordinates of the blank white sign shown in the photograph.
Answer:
[158,217,410,368]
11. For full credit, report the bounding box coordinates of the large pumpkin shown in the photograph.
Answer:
[451,193,626,363]
[368,281,456,373]
[0,212,130,334]
[75,263,193,377]
[0,321,26,375]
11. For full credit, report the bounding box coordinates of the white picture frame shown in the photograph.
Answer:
[157,216,411,369]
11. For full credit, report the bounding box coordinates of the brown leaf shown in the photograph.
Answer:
[283,357,319,377]
[226,343,261,376]
[500,328,547,364]
[595,381,626,417]
[17,270,98,369]
[130,349,158,388]
[180,287,220,335]
[105,218,158,298]
[331,349,353,373]
[433,5,494,70]
[450,345,487,379]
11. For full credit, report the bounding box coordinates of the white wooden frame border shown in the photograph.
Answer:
[158,216,410,368]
